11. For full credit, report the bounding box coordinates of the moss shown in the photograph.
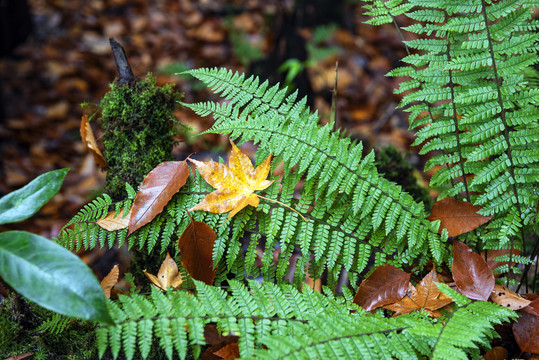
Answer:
[99,73,183,201]
[375,145,434,211]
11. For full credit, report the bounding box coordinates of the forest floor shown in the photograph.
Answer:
[0,0,424,274]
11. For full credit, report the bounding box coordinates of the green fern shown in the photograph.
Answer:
[95,280,516,360]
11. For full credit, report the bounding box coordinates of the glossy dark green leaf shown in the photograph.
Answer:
[0,231,113,324]
[0,168,69,225]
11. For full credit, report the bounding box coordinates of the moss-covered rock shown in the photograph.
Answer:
[99,73,183,201]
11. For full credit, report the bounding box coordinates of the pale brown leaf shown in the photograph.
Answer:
[489,284,531,310]
[80,115,108,167]
[97,208,132,231]
[100,264,119,299]
[143,252,182,291]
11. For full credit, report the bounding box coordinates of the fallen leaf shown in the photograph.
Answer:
[523,299,539,316]
[428,198,492,236]
[481,248,521,276]
[482,346,508,360]
[178,216,217,285]
[100,264,119,299]
[383,269,452,317]
[489,284,531,310]
[97,208,131,231]
[2,353,34,360]
[204,324,239,346]
[513,311,539,354]
[80,115,108,167]
[214,342,240,359]
[353,264,411,311]
[143,252,182,291]
[188,139,273,218]
[452,240,495,301]
[128,161,190,236]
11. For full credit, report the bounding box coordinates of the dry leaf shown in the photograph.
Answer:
[523,298,539,316]
[482,346,508,360]
[178,217,217,285]
[214,342,240,359]
[100,264,119,299]
[128,161,190,236]
[97,208,131,231]
[353,264,411,311]
[188,139,273,218]
[80,115,108,167]
[428,198,492,236]
[2,353,34,360]
[490,284,531,310]
[513,311,539,355]
[144,252,182,291]
[383,269,453,317]
[452,241,495,301]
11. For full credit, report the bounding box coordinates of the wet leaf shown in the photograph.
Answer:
[214,342,240,359]
[353,264,411,311]
[482,346,508,360]
[0,168,68,225]
[143,252,182,291]
[0,231,112,324]
[97,208,131,231]
[513,311,539,354]
[489,284,531,311]
[128,161,190,236]
[523,298,539,316]
[189,139,273,219]
[481,248,521,276]
[80,115,108,167]
[100,264,119,299]
[428,198,492,236]
[383,269,452,317]
[178,217,217,285]
[452,240,494,301]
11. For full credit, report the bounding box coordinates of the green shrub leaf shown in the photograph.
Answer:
[0,230,113,324]
[0,168,69,225]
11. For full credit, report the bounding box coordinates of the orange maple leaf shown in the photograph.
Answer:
[188,139,274,218]
[384,269,453,317]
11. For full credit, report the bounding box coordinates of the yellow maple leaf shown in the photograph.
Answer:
[188,139,274,218]
[143,252,182,291]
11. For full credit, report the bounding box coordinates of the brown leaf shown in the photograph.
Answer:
[178,217,217,285]
[383,269,452,317]
[522,298,539,316]
[143,252,182,291]
[214,343,240,359]
[97,208,132,231]
[80,115,108,167]
[353,264,411,311]
[428,198,492,236]
[100,264,119,299]
[482,346,508,360]
[3,353,34,360]
[481,248,521,276]
[489,284,531,310]
[513,311,539,354]
[452,240,494,301]
[128,161,190,236]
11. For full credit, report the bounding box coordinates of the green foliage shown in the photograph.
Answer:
[95,280,515,360]
[99,73,183,200]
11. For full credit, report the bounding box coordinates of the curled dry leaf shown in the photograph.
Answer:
[144,252,182,291]
[489,284,531,310]
[128,161,190,236]
[178,217,217,285]
[353,264,411,311]
[188,139,273,219]
[80,115,108,167]
[513,311,539,355]
[428,198,492,236]
[100,264,119,299]
[452,240,494,301]
[96,208,132,231]
[383,269,452,317]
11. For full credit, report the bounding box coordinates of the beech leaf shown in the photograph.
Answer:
[452,240,494,301]
[428,198,492,236]
[481,248,521,276]
[128,161,190,236]
[214,342,240,359]
[97,208,131,231]
[143,252,182,291]
[188,139,273,219]
[178,217,217,285]
[489,284,531,310]
[100,264,119,299]
[80,115,108,167]
[353,264,411,311]
[482,346,508,360]
[383,269,452,317]
[513,311,539,354]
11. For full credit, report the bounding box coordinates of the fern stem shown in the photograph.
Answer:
[257,195,308,222]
